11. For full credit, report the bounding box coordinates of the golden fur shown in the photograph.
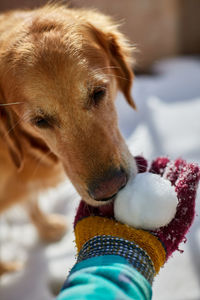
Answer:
[0,4,137,274]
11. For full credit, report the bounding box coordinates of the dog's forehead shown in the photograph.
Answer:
[24,56,107,101]
[10,21,111,115]
[28,20,108,72]
[22,40,109,108]
[22,57,109,118]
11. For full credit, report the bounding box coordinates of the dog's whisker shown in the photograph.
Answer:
[0,102,24,106]
[91,66,121,73]
[90,71,130,82]
[104,73,130,81]
[3,113,30,137]
[30,150,53,179]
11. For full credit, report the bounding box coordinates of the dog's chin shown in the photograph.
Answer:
[83,197,114,207]
[82,197,115,218]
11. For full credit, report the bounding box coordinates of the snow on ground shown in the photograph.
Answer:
[0,57,200,300]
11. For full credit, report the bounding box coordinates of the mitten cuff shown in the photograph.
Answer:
[75,216,166,273]
[77,235,155,284]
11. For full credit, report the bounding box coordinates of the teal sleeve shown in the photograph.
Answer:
[57,255,152,300]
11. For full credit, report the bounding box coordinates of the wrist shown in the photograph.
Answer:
[74,216,166,274]
[76,235,155,284]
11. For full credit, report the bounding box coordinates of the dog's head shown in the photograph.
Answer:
[0,6,138,206]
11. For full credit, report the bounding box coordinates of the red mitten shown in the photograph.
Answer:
[149,157,200,259]
[75,156,200,259]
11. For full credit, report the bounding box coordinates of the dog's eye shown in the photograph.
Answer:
[91,88,106,106]
[34,117,51,129]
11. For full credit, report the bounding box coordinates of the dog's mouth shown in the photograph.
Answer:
[95,181,127,217]
[81,156,148,219]
[98,194,117,202]
[97,183,126,202]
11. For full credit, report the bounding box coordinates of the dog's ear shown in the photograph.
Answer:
[105,32,136,110]
[0,106,24,169]
[87,21,136,109]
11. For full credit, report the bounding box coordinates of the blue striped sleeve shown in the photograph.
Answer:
[57,255,152,300]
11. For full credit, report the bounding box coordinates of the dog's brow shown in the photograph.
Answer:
[32,109,60,127]
[88,78,109,88]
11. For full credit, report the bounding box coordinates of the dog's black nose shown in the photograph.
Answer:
[88,168,127,201]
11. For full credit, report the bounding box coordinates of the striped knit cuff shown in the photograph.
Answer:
[77,235,156,284]
[75,216,166,273]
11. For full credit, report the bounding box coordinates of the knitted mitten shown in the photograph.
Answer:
[149,157,199,259]
[74,156,200,284]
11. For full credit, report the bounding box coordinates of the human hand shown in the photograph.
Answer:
[73,156,200,283]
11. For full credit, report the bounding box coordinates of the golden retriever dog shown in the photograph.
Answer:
[0,3,137,274]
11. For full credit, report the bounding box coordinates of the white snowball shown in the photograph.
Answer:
[114,172,178,230]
